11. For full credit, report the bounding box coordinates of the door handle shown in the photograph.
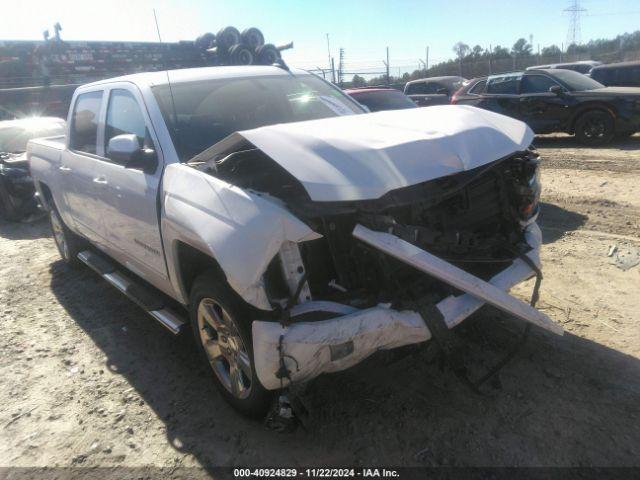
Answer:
[92,177,108,185]
[58,165,72,172]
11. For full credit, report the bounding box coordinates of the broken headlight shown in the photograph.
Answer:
[507,153,541,226]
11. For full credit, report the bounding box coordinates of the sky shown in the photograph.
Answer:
[1,0,640,76]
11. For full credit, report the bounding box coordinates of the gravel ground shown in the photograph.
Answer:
[0,135,639,472]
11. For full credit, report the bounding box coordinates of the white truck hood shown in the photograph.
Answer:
[235,105,534,202]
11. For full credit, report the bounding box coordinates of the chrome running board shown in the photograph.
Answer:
[77,250,187,335]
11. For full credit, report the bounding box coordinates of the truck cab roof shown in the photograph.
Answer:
[79,65,308,90]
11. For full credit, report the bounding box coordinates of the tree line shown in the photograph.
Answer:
[348,30,640,88]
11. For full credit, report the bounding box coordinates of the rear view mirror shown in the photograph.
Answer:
[549,85,564,96]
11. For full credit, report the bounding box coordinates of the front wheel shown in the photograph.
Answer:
[189,271,272,417]
[50,207,85,268]
[574,110,615,146]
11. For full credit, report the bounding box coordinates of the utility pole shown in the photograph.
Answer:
[488,44,492,74]
[338,48,344,87]
[331,57,336,84]
[326,33,332,74]
[425,46,429,72]
[384,46,390,85]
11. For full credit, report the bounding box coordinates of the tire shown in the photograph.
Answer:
[216,26,241,51]
[255,44,280,65]
[195,32,216,50]
[189,270,272,417]
[574,110,615,146]
[228,44,254,65]
[241,28,264,50]
[49,206,85,268]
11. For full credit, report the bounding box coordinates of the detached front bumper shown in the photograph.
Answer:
[253,222,562,390]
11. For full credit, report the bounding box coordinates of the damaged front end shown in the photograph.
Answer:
[184,107,562,391]
[193,146,559,390]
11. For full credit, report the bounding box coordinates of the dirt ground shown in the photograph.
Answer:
[1,134,639,472]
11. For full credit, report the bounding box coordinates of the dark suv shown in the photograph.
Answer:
[452,69,640,144]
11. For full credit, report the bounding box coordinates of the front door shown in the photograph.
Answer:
[92,85,167,282]
[518,74,572,133]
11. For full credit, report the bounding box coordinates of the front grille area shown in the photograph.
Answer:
[384,163,522,263]
[299,153,537,307]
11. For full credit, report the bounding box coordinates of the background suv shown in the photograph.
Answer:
[452,69,640,144]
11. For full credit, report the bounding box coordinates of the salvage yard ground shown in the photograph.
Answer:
[0,135,639,470]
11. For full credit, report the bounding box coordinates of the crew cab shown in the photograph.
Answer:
[29,66,562,417]
[452,69,640,144]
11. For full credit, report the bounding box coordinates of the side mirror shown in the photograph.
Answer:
[107,134,140,164]
[549,85,564,96]
[436,88,449,95]
[107,134,157,172]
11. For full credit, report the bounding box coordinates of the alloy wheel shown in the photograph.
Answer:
[197,298,253,399]
[583,117,605,139]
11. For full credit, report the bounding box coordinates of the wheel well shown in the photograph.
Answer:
[175,241,226,299]
[569,105,616,133]
[38,182,54,210]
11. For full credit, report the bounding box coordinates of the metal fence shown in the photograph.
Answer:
[427,49,640,80]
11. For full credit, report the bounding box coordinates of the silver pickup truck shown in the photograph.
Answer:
[28,65,562,417]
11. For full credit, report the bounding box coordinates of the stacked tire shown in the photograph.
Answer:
[196,26,282,66]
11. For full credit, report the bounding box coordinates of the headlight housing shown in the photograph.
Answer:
[506,151,541,226]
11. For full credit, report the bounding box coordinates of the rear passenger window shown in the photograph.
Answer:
[70,91,103,154]
[520,75,559,94]
[105,89,147,154]
[486,73,522,94]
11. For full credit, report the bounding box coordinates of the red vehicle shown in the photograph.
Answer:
[344,87,417,112]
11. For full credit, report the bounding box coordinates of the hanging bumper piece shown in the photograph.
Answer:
[252,222,562,390]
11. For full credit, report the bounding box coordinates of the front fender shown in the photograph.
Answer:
[161,163,319,309]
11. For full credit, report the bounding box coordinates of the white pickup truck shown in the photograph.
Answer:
[28,65,562,417]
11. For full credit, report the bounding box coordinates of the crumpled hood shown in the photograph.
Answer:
[237,105,534,202]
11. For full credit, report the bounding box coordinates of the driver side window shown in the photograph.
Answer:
[105,89,148,162]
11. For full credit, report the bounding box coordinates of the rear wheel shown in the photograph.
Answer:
[189,271,272,417]
[574,110,615,146]
[50,207,85,268]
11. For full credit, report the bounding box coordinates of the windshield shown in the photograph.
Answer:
[152,73,363,161]
[0,118,66,153]
[550,69,604,91]
[351,90,417,112]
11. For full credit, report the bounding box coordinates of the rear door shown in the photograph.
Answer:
[92,83,168,282]
[476,73,522,118]
[518,74,573,133]
[60,90,106,244]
